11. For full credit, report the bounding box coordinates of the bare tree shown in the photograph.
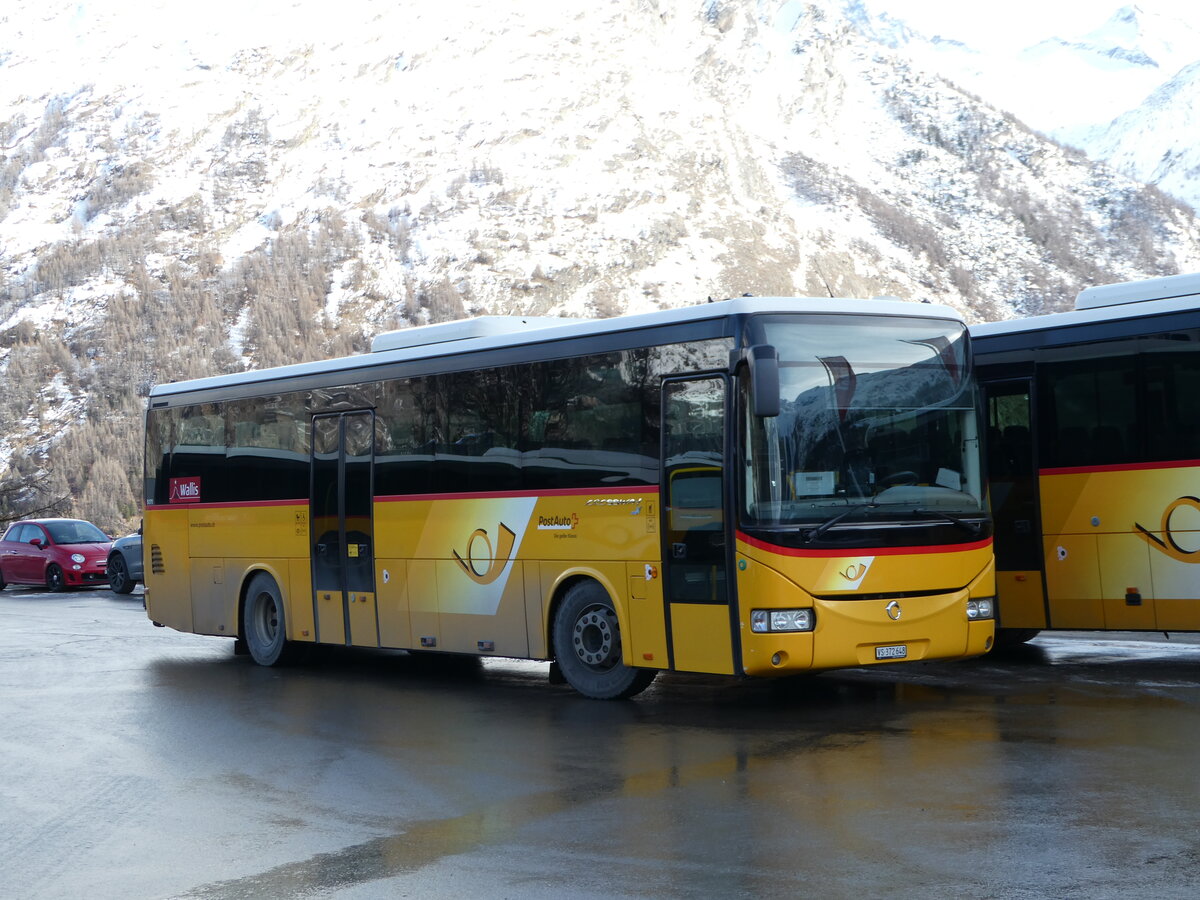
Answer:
[0,468,71,530]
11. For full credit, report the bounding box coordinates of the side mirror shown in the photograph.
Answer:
[29,537,43,547]
[745,344,780,418]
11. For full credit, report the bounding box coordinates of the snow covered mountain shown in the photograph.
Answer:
[1,0,1199,528]
[847,2,1200,208]
[1087,60,1200,210]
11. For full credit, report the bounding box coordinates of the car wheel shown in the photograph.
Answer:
[0,567,6,590]
[46,564,67,593]
[108,553,134,594]
[552,579,657,700]
[242,572,295,666]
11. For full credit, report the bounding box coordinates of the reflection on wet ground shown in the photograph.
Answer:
[5,592,1200,898]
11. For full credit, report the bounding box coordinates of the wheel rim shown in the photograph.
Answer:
[111,558,126,588]
[253,591,280,646]
[48,567,63,589]
[571,603,620,670]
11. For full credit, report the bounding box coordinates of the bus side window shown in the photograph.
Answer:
[375,377,434,496]
[173,404,226,501]
[439,369,520,493]
[1039,355,1136,469]
[226,394,311,502]
[520,350,657,490]
[1142,336,1200,464]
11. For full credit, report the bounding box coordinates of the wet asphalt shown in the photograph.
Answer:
[3,587,1200,899]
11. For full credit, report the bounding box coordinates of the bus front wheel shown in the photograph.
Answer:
[994,627,1042,648]
[243,573,293,666]
[552,580,656,700]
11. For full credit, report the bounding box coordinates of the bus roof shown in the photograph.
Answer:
[150,295,963,399]
[972,272,1200,342]
[1075,271,1200,310]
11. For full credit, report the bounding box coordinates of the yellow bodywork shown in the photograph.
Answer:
[146,490,993,676]
[998,465,1200,631]
[736,536,995,677]
[994,571,1046,629]
[145,502,313,642]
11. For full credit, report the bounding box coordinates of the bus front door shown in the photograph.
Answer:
[661,376,734,675]
[311,411,378,647]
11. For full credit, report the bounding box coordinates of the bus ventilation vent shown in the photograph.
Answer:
[151,544,165,575]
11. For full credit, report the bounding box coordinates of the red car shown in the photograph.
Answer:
[0,519,112,591]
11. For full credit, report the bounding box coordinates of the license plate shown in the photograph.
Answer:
[875,644,907,660]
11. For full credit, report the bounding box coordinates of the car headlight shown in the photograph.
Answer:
[751,608,815,633]
[71,553,86,563]
[967,597,995,620]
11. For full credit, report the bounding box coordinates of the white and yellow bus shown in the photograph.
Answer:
[973,272,1200,643]
[144,297,995,698]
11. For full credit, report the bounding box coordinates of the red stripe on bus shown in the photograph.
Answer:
[377,486,660,503]
[736,531,992,558]
[149,487,660,511]
[149,498,307,510]
[1039,458,1200,477]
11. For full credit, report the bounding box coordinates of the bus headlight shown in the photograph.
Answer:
[751,609,815,633]
[967,598,995,620]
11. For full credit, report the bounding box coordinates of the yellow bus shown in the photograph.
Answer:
[144,297,995,698]
[973,272,1200,644]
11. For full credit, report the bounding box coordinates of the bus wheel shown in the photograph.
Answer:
[243,573,292,666]
[994,627,1041,648]
[553,580,656,700]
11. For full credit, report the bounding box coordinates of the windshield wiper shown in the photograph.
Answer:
[909,507,984,537]
[804,502,878,542]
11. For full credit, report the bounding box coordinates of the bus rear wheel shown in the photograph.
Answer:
[553,580,656,700]
[243,573,293,666]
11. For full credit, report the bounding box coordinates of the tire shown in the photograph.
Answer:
[0,567,6,590]
[242,572,293,666]
[46,564,67,593]
[108,553,134,594]
[995,627,1042,648]
[552,580,657,700]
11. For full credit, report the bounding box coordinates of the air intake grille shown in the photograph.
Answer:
[151,544,165,575]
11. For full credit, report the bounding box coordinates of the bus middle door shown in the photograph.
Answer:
[661,376,735,675]
[311,411,378,647]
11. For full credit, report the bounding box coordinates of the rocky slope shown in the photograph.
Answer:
[1,0,1198,529]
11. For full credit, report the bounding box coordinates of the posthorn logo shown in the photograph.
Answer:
[838,557,874,588]
[452,523,517,585]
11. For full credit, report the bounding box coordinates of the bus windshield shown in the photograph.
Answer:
[743,314,984,529]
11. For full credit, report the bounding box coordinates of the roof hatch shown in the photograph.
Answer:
[370,315,589,352]
[1075,272,1200,310]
